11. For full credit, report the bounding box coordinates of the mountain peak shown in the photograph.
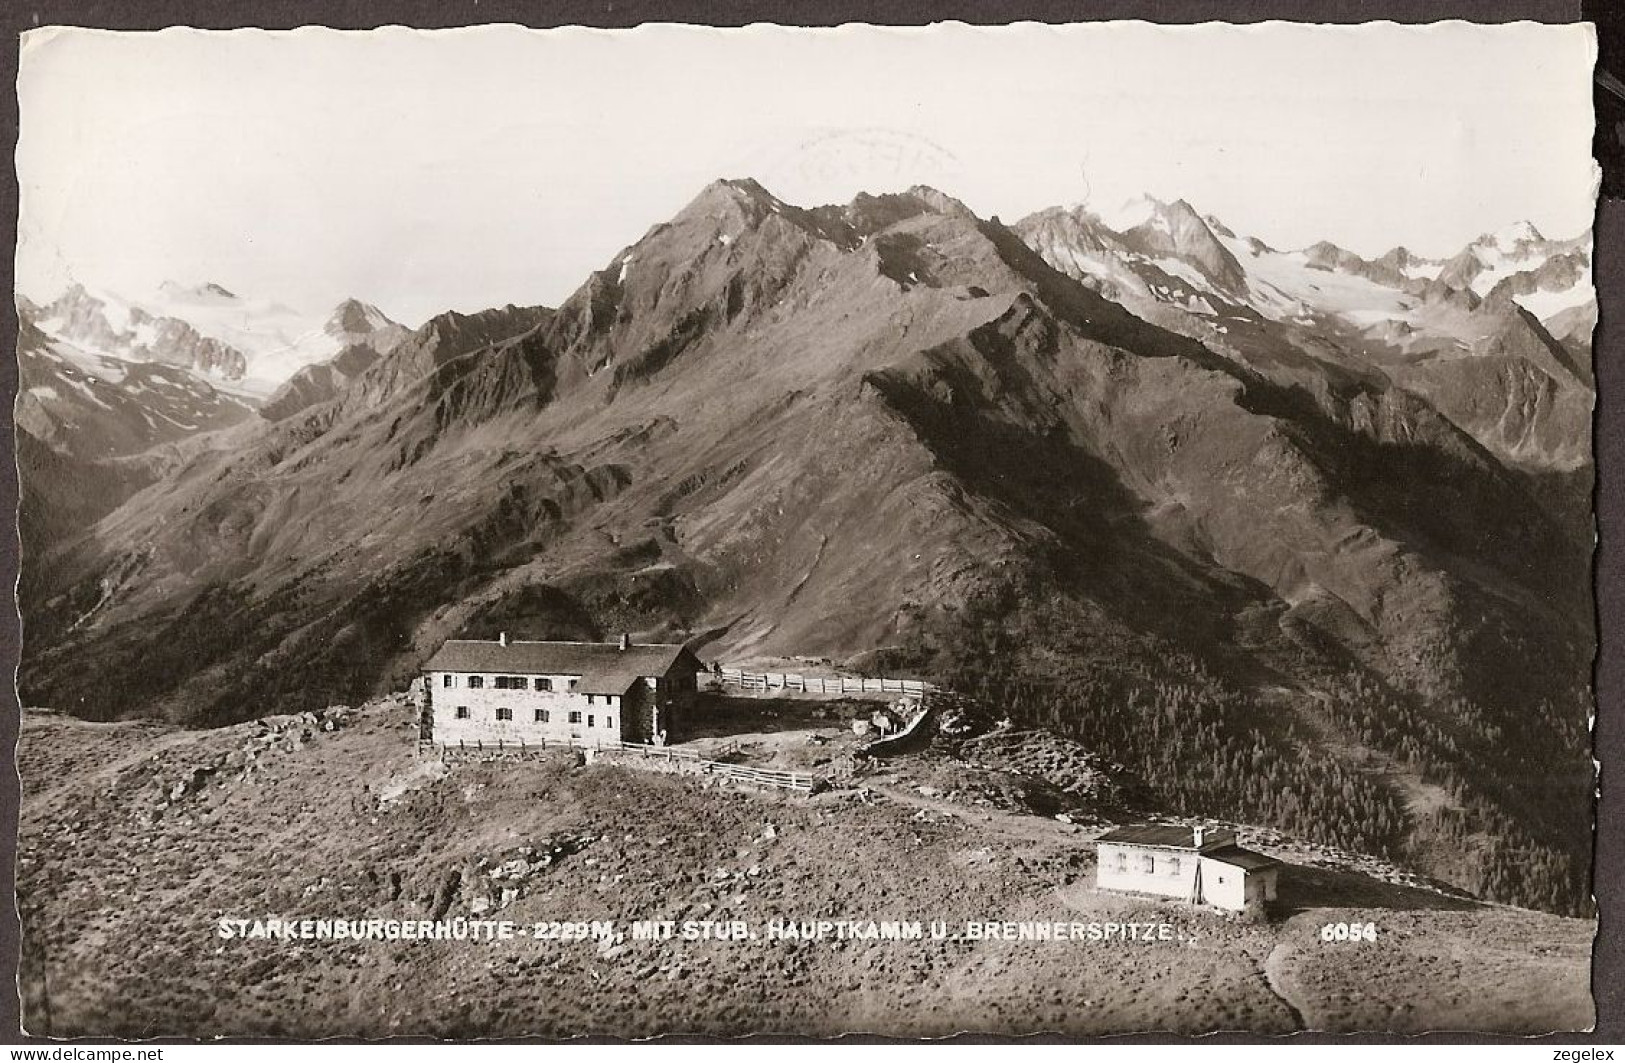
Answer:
[157,280,238,301]
[1476,220,1547,251]
[1094,194,1165,234]
[713,176,773,197]
[45,281,115,318]
[325,298,395,337]
[1502,219,1544,242]
[1164,197,1202,220]
[686,177,783,212]
[669,177,800,235]
[1099,194,1248,295]
[900,185,975,219]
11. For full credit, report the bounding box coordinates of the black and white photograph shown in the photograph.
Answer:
[8,18,1604,1038]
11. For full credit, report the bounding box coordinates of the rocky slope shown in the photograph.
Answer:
[14,700,1594,1038]
[14,289,411,574]
[15,316,255,460]
[16,179,1595,914]
[13,312,259,569]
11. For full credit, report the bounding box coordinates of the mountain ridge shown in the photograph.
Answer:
[1013,199,1594,472]
[26,280,416,397]
[15,178,1595,915]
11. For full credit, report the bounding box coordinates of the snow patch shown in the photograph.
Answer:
[1220,234,1409,322]
[1340,308,1410,327]
[1150,257,1218,295]
[1096,195,1161,234]
[65,375,112,410]
[1517,278,1594,321]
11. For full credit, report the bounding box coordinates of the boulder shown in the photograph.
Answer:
[167,766,215,802]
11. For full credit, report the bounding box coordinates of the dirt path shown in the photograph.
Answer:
[1261,936,1309,1031]
[862,780,1087,849]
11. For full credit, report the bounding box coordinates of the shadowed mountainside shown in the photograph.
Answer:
[17,179,1594,913]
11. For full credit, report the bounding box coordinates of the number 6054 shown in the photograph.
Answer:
[1320,922,1378,942]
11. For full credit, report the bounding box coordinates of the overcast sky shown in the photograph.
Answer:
[15,21,1598,326]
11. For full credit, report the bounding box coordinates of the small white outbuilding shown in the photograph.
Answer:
[1095,824,1281,914]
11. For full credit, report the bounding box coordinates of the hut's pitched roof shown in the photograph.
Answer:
[424,640,702,695]
[1097,825,1204,848]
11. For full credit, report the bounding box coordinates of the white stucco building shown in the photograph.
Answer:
[421,633,704,749]
[1095,825,1281,914]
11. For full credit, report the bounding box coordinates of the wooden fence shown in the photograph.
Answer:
[713,667,932,698]
[693,760,820,793]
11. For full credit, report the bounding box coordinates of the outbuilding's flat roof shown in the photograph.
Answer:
[1096,826,1275,871]
[1200,845,1283,872]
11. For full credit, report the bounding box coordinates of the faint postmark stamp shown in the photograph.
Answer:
[760,126,962,193]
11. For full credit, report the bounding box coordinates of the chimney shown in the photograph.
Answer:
[499,632,509,648]
[618,632,630,651]
[1193,826,1205,848]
